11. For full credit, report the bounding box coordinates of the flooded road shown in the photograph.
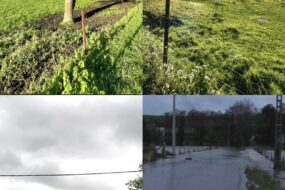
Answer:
[143,148,247,190]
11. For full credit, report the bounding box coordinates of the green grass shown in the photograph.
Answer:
[0,28,83,93]
[245,167,283,190]
[0,0,99,30]
[27,5,143,94]
[0,2,142,94]
[143,0,285,94]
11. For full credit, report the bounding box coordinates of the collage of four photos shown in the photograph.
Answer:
[0,0,285,189]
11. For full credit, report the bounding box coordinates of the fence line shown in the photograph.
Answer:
[206,73,246,94]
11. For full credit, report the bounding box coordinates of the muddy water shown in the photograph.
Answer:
[143,148,247,190]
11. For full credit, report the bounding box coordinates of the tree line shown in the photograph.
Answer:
[144,99,282,147]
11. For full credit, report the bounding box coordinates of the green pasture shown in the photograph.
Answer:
[0,2,143,94]
[0,0,100,30]
[143,0,285,94]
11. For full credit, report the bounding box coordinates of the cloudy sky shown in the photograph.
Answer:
[0,96,142,190]
[144,95,276,115]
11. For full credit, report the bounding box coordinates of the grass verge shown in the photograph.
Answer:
[245,167,283,190]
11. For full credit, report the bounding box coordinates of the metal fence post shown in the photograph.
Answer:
[163,0,170,64]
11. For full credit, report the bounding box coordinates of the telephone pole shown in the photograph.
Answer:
[172,95,176,156]
[228,113,233,147]
[161,128,166,157]
[274,95,283,169]
[163,0,170,64]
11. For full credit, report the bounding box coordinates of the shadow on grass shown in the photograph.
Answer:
[74,1,120,22]
[29,0,121,30]
[143,10,184,30]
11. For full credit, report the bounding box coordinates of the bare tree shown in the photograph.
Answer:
[226,99,257,146]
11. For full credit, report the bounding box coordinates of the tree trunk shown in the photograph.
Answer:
[63,0,74,23]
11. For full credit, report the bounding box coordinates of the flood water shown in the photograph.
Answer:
[144,148,247,190]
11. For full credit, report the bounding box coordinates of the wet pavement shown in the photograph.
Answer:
[143,148,247,190]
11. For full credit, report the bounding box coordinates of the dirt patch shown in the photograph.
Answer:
[28,1,135,31]
[143,11,184,30]
[82,2,135,31]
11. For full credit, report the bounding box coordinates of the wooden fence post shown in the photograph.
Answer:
[81,11,87,51]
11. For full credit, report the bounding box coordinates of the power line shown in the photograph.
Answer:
[206,73,246,95]
[181,97,191,111]
[0,170,142,177]
[185,96,196,110]
[220,66,269,94]
[181,96,196,112]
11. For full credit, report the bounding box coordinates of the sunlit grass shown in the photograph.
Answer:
[0,0,97,30]
[143,0,285,94]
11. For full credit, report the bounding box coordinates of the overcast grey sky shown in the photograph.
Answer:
[143,95,276,115]
[0,96,142,190]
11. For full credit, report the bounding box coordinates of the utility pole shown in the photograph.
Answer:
[172,95,176,156]
[228,113,233,146]
[161,128,166,157]
[274,95,283,170]
[163,0,170,64]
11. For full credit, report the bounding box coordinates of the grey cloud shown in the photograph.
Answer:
[0,96,141,157]
[0,152,23,172]
[0,96,141,190]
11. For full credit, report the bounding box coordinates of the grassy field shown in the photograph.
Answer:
[0,0,143,94]
[0,0,97,30]
[143,0,285,94]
